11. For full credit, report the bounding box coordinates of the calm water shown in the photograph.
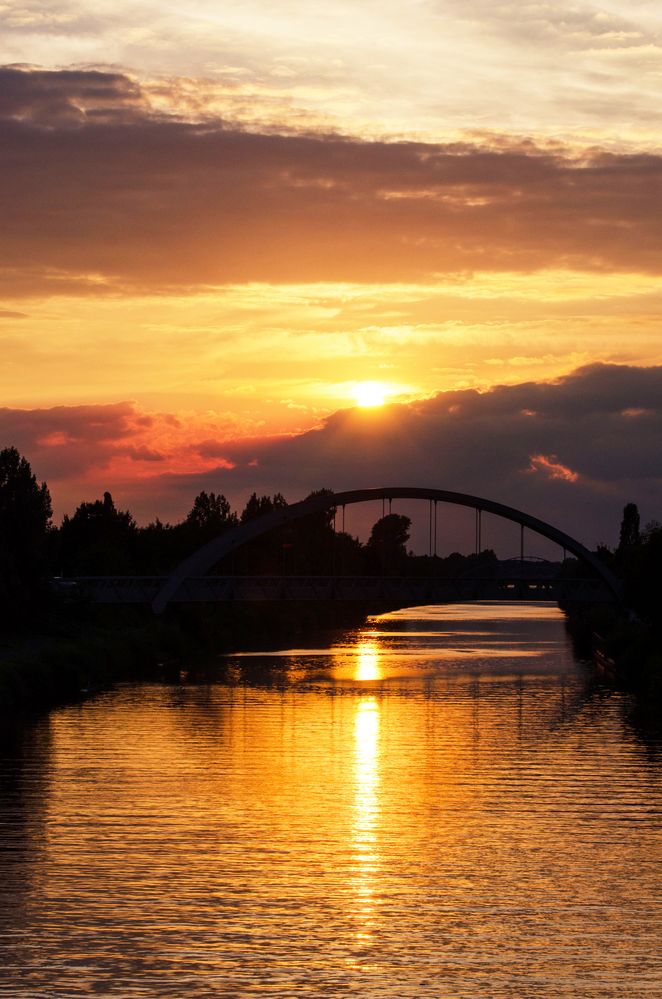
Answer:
[1,602,660,998]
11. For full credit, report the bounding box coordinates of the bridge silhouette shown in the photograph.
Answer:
[67,487,623,613]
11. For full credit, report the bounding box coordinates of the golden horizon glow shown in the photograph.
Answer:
[4,272,661,415]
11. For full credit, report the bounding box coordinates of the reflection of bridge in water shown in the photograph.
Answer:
[67,487,623,612]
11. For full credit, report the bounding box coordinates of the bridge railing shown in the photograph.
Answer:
[62,573,617,605]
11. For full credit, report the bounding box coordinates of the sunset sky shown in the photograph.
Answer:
[1,0,661,545]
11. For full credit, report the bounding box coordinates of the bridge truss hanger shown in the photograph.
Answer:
[475,508,482,555]
[428,499,439,557]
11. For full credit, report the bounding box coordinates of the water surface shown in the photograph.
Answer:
[1,602,660,997]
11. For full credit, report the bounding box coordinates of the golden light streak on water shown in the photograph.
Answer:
[351,697,381,940]
[0,603,660,996]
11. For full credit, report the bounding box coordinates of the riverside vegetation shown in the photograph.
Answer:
[1,447,660,712]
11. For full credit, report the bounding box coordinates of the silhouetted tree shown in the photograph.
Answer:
[135,518,179,574]
[642,519,661,543]
[366,513,411,574]
[186,491,236,532]
[620,519,662,623]
[182,490,238,549]
[0,447,52,627]
[368,513,410,550]
[240,492,287,523]
[619,503,641,550]
[287,489,337,573]
[59,491,137,574]
[302,489,336,531]
[234,493,288,573]
[595,544,614,565]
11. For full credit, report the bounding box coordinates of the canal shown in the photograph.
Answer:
[0,602,660,997]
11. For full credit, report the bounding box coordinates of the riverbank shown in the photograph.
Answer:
[0,600,376,715]
[563,603,662,703]
[0,618,179,714]
[4,597,661,717]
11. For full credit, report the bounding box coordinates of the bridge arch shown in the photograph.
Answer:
[152,487,622,613]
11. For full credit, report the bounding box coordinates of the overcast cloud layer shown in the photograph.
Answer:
[2,68,662,295]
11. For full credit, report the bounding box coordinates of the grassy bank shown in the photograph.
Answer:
[0,619,183,714]
[0,600,376,715]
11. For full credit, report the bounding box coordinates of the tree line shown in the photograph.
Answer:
[3,445,660,638]
[606,502,662,626]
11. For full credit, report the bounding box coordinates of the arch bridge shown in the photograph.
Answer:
[69,487,623,612]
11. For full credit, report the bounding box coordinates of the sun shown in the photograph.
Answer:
[354,381,389,408]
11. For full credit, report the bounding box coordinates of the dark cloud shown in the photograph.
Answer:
[0,66,145,124]
[1,67,662,293]
[124,445,165,462]
[0,401,148,479]
[196,440,238,461]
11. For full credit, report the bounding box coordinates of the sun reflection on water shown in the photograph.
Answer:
[352,696,381,940]
[355,641,381,682]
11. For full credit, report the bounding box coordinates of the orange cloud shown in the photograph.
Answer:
[527,454,579,482]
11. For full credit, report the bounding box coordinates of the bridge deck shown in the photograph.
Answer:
[59,574,616,605]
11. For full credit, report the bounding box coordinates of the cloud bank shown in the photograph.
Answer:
[2,68,662,294]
